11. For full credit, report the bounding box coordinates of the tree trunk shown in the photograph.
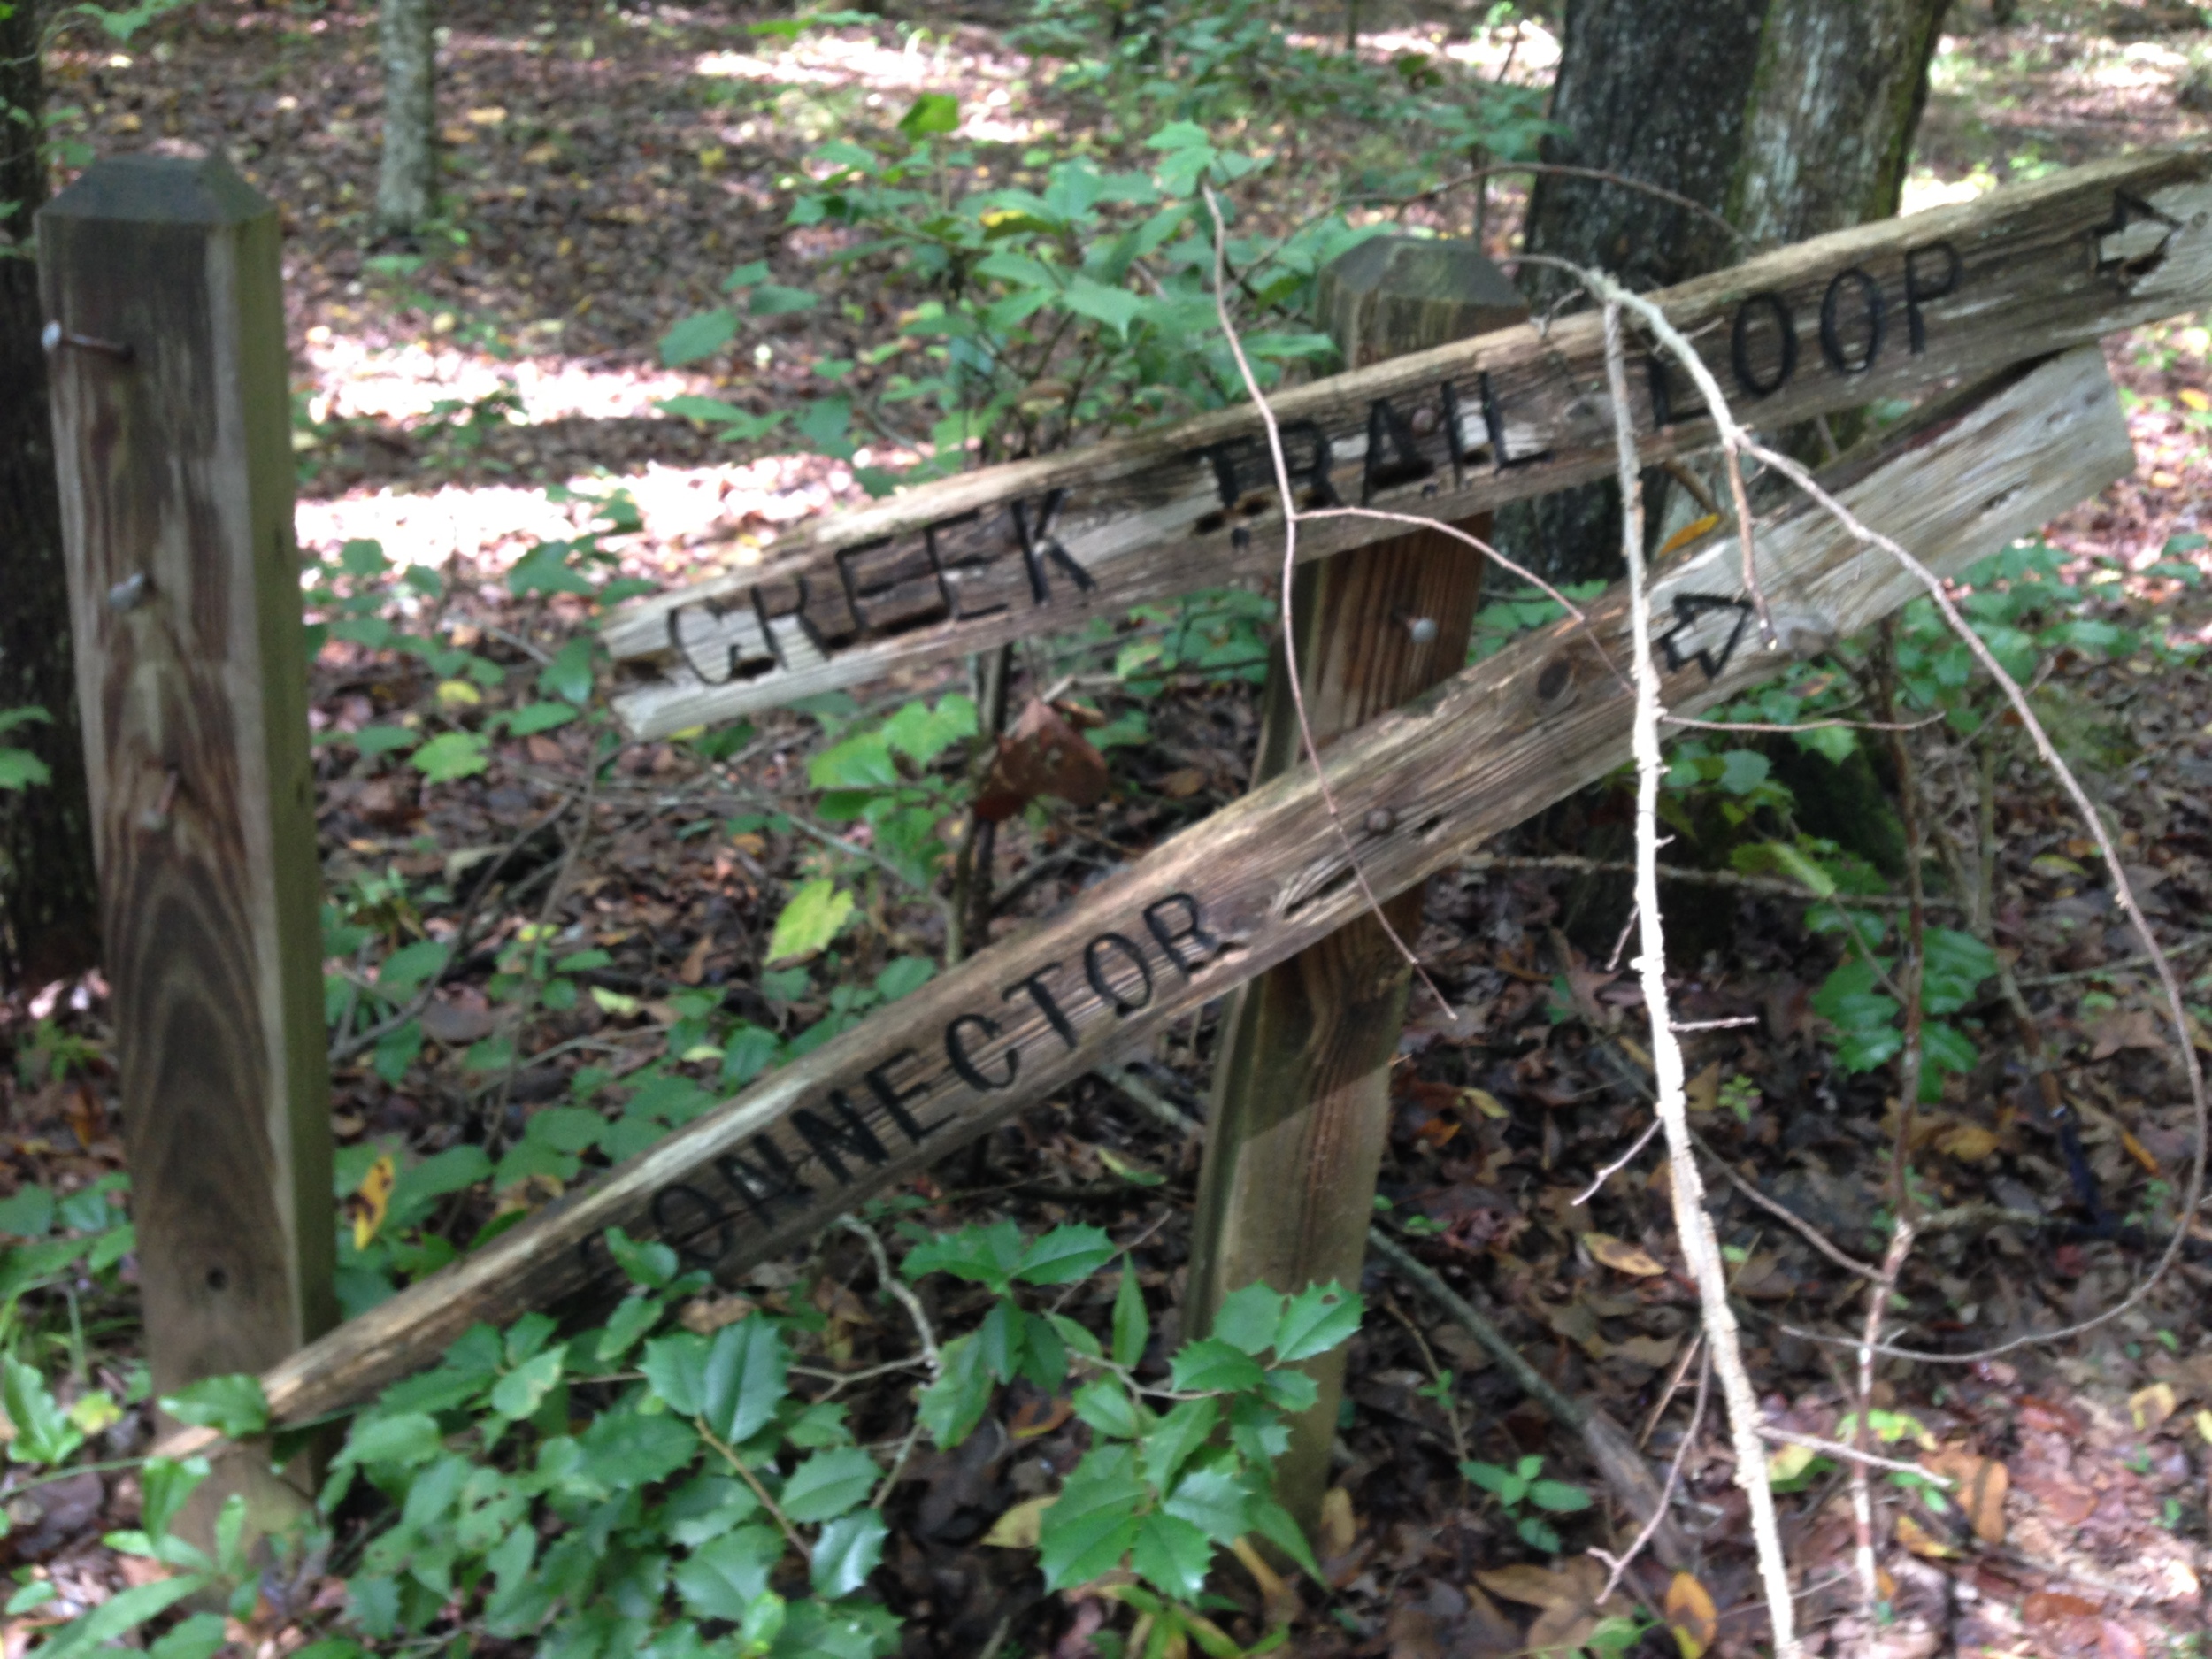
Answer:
[1507,0,1948,586]
[0,0,102,987]
[376,0,435,236]
[1509,0,1770,586]
[1728,0,1951,249]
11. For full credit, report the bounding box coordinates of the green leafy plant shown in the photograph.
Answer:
[0,706,51,791]
[1457,1454,1592,1553]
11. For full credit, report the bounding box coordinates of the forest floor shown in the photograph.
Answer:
[6,0,2212,1655]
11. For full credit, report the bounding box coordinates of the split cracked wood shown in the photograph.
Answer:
[165,345,2131,1446]
[601,148,2211,738]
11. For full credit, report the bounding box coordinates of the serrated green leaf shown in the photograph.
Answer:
[1015,1224,1116,1286]
[671,1525,784,1621]
[1168,1339,1265,1394]
[1210,1283,1282,1355]
[1070,1378,1142,1440]
[810,1508,887,1598]
[780,1445,878,1523]
[1162,1462,1249,1544]
[1272,1281,1361,1363]
[1129,1510,1211,1602]
[1038,1446,1145,1590]
[1139,1396,1217,1492]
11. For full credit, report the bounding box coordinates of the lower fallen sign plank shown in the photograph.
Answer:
[204,348,2130,1436]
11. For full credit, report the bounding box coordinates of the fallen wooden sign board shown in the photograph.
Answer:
[601,150,2209,739]
[209,348,2127,1434]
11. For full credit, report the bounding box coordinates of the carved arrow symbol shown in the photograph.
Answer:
[2093,188,2181,282]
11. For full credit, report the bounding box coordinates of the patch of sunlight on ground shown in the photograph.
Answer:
[300,332,719,427]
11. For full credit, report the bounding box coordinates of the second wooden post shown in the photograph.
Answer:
[1186,236,1525,1525]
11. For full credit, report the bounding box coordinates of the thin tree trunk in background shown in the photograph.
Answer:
[0,0,102,987]
[1729,0,1951,248]
[376,0,434,235]
[1509,0,1770,586]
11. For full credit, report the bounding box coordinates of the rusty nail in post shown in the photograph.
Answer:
[41,322,134,362]
[107,572,150,613]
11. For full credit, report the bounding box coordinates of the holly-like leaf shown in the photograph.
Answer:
[1272,1281,1361,1363]
[779,1446,878,1524]
[1209,1283,1282,1356]
[672,1525,784,1621]
[1015,1224,1116,1286]
[1129,1510,1211,1602]
[1168,1339,1265,1394]
[698,1317,788,1446]
[1038,1446,1146,1590]
[810,1509,887,1599]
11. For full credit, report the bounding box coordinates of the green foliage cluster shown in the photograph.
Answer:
[0,1213,1364,1658]
[1647,536,2204,1102]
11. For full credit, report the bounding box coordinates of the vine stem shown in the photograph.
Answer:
[1601,298,1799,1659]
[697,1421,804,1555]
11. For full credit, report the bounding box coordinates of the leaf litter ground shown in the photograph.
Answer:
[5,1,2212,1655]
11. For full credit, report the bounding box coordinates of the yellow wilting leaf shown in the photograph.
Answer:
[1474,1564,1583,1610]
[1923,1447,2008,1545]
[1684,1060,1722,1116]
[1663,1571,1718,1659]
[2195,1409,2212,1445]
[1934,1124,2000,1162]
[2150,469,2183,488]
[351,1153,396,1250]
[2120,1130,2161,1175]
[2182,388,2210,411]
[1657,512,1723,559]
[1317,1486,1357,1558]
[435,679,482,707]
[1895,1512,1957,1560]
[2131,1381,2178,1432]
[981,1495,1053,1548]
[1585,1233,1668,1277]
[1767,1441,1817,1484]
[1461,1087,1510,1120]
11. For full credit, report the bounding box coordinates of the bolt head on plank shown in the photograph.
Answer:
[1315,234,1528,368]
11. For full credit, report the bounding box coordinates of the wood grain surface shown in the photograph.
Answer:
[39,156,336,1397]
[185,346,2129,1441]
[1184,236,1525,1524]
[601,150,2209,736]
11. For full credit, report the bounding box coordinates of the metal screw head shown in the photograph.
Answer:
[1404,615,1439,645]
[1363,807,1396,835]
[107,572,150,613]
[40,321,61,353]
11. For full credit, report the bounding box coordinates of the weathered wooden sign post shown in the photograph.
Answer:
[1185,236,1528,1525]
[601,150,2211,737]
[39,155,337,1532]
[185,343,2132,1439]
